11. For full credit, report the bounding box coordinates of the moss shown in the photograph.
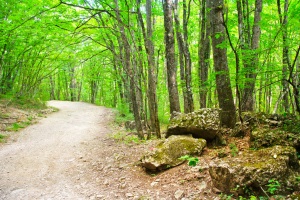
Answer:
[141,136,206,171]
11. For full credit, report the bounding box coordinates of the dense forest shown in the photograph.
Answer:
[1,0,299,138]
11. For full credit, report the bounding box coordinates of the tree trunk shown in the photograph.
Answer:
[198,0,210,108]
[277,0,290,113]
[208,0,236,128]
[145,0,161,138]
[241,0,262,111]
[49,75,56,100]
[114,0,144,139]
[163,0,181,116]
[174,0,189,113]
[182,0,194,112]
[69,67,76,102]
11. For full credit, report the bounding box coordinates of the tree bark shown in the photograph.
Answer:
[114,0,144,139]
[145,0,161,138]
[277,0,290,113]
[208,0,236,128]
[174,0,189,113]
[182,0,194,112]
[163,0,181,116]
[241,0,262,111]
[198,0,210,108]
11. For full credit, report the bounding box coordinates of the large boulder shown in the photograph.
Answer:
[140,135,206,171]
[209,145,300,196]
[166,109,224,142]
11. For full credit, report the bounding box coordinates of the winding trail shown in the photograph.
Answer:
[0,101,219,200]
[0,101,114,200]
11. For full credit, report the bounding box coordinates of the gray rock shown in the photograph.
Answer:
[209,145,300,195]
[140,135,206,171]
[174,189,184,199]
[166,109,224,142]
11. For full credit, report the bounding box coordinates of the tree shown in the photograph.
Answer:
[198,0,210,108]
[137,0,161,138]
[114,0,144,138]
[208,0,236,128]
[240,0,263,111]
[174,0,194,113]
[163,0,181,116]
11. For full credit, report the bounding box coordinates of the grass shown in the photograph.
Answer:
[0,134,6,143]
[109,132,145,145]
[0,94,47,110]
[5,122,27,132]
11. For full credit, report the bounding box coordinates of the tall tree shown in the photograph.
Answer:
[114,0,144,139]
[163,0,181,116]
[277,0,290,113]
[208,0,236,128]
[174,0,194,113]
[144,0,161,138]
[198,0,210,108]
[241,0,263,111]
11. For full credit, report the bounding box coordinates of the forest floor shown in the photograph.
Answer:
[0,100,230,200]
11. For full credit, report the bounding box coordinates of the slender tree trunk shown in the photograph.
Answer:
[174,0,189,113]
[241,0,262,111]
[69,67,76,102]
[114,0,143,139]
[182,0,194,112]
[145,0,161,138]
[277,0,290,113]
[49,75,55,100]
[163,0,181,116]
[199,0,210,108]
[208,0,236,128]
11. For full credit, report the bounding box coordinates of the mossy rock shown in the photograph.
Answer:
[209,145,300,196]
[140,135,206,171]
[250,127,300,151]
[166,108,223,142]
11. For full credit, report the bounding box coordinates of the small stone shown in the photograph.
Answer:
[151,181,158,187]
[126,193,134,197]
[198,181,207,192]
[96,195,104,199]
[120,183,126,189]
[174,189,184,199]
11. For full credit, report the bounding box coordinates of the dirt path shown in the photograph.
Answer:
[0,101,218,200]
[0,101,117,199]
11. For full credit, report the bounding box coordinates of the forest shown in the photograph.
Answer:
[1,0,300,138]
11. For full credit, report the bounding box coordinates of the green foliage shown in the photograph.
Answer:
[6,123,25,132]
[229,143,239,157]
[238,196,257,200]
[4,96,47,111]
[282,119,300,134]
[179,155,199,167]
[266,179,280,195]
[219,193,233,200]
[0,134,6,143]
[109,132,144,145]
[114,104,134,125]
[295,176,300,184]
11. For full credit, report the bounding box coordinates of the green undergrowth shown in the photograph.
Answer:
[179,155,199,166]
[114,103,134,125]
[0,94,47,110]
[0,134,6,143]
[5,121,32,132]
[109,131,146,145]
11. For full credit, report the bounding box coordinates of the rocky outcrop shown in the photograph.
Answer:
[250,128,300,151]
[166,109,225,143]
[244,112,300,151]
[140,135,206,171]
[209,145,300,195]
